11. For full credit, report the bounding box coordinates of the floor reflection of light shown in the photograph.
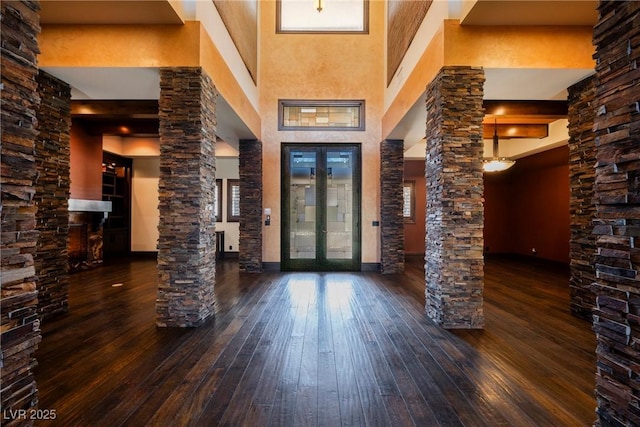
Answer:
[471,360,511,406]
[325,276,354,309]
[286,276,317,305]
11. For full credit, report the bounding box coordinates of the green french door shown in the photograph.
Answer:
[282,144,361,271]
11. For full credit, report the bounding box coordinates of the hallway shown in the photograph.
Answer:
[35,256,596,426]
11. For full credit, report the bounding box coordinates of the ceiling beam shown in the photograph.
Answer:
[483,100,568,118]
[73,118,159,136]
[482,123,549,139]
[71,100,158,119]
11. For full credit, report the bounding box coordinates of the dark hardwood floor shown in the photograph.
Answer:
[34,255,596,426]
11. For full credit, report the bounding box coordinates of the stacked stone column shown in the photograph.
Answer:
[567,75,597,320]
[591,1,640,425]
[35,70,71,320]
[380,139,405,273]
[425,66,485,329]
[157,67,217,327]
[1,0,43,421]
[239,139,263,272]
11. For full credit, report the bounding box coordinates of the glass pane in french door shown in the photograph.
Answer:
[289,151,317,259]
[325,150,353,259]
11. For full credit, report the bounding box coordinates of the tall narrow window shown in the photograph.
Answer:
[403,181,415,223]
[214,179,222,221]
[227,179,240,222]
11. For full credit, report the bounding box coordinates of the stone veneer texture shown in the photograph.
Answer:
[35,70,71,320]
[1,0,43,422]
[591,2,640,425]
[380,139,405,273]
[568,75,597,320]
[157,67,217,327]
[239,139,263,272]
[424,66,485,329]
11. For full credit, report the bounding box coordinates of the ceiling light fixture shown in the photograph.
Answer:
[483,119,515,173]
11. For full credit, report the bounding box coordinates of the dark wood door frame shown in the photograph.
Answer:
[281,143,361,271]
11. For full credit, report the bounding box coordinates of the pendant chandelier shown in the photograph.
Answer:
[483,119,515,173]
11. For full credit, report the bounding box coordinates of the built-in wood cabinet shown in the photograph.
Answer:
[102,152,132,258]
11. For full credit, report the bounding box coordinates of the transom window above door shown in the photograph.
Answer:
[279,100,365,131]
[276,0,369,33]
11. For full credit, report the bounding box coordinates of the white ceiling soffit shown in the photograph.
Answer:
[42,66,256,144]
[497,119,569,159]
[461,0,598,26]
[484,68,595,100]
[215,95,256,144]
[39,0,185,25]
[42,67,161,100]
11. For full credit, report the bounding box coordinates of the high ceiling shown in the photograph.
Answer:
[40,0,598,157]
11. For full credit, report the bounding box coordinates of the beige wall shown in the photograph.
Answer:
[216,158,240,253]
[131,157,160,252]
[259,0,385,264]
[104,138,239,254]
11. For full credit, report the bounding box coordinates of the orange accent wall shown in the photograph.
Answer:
[259,0,385,263]
[483,169,512,254]
[404,160,426,255]
[39,23,200,67]
[70,121,103,200]
[443,21,595,68]
[484,146,570,264]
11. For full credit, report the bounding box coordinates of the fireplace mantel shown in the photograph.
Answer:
[68,199,112,217]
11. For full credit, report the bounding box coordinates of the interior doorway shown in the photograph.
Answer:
[281,143,361,271]
[102,151,132,259]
